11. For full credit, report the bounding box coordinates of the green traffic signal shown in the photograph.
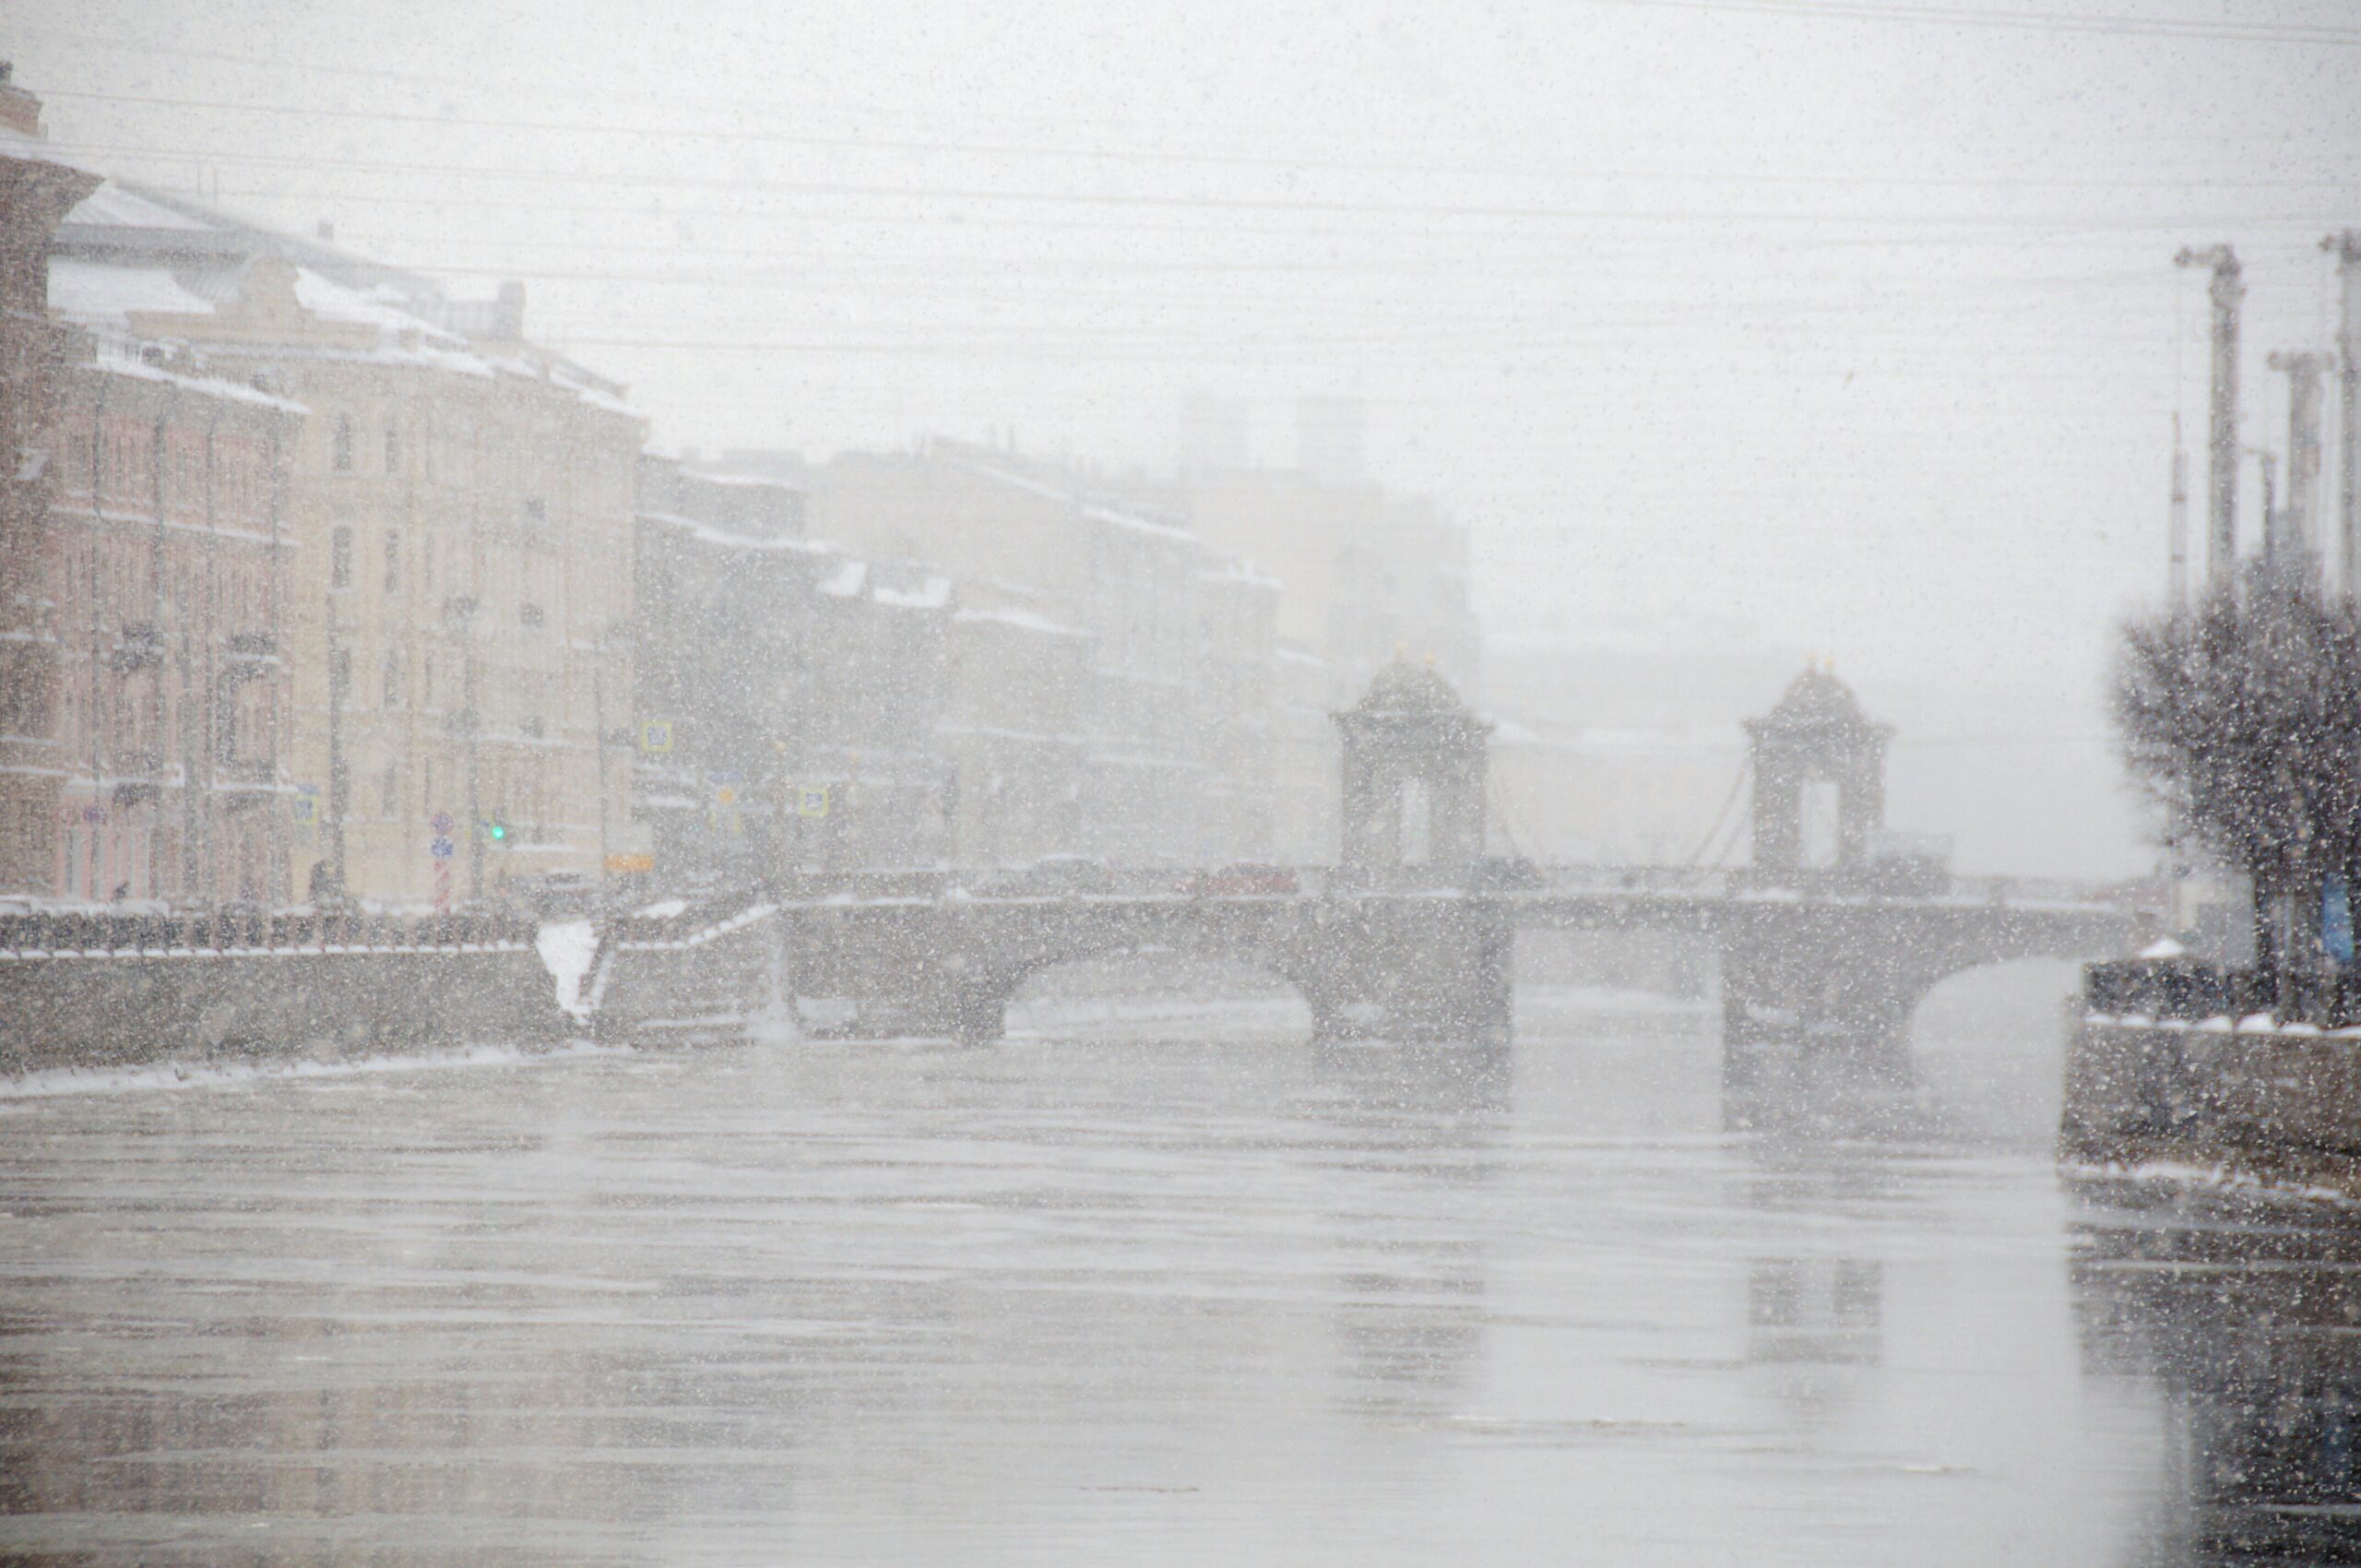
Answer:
[484,819,508,842]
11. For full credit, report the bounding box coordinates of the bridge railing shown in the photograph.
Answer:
[0,908,539,956]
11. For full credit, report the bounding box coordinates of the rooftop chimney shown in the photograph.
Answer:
[494,279,525,339]
[0,61,47,138]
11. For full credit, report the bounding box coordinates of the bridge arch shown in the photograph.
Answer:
[1903,955,2085,1130]
[1715,907,2131,1090]
[1003,947,1323,1041]
[931,925,1358,1044]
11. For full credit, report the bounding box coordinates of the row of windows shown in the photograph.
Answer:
[324,411,632,516]
[325,526,549,630]
[59,422,277,524]
[354,752,557,838]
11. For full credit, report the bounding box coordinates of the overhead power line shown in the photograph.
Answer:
[37,87,2361,194]
[1576,0,2361,45]
[45,138,2361,232]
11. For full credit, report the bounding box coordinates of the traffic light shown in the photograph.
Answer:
[483,817,509,844]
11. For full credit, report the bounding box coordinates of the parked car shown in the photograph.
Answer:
[1177,862,1300,897]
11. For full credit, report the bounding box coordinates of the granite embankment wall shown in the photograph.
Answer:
[0,941,566,1069]
[0,901,911,1072]
[2062,1015,2361,1196]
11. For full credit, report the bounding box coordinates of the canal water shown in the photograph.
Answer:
[0,965,2350,1564]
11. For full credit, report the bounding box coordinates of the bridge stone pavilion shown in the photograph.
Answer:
[1744,665,1892,881]
[1334,658,1493,879]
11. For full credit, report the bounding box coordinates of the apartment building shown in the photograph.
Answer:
[48,184,643,908]
[3,74,306,909]
[810,440,1272,866]
[634,454,953,883]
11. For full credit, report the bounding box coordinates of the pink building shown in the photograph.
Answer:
[27,336,303,906]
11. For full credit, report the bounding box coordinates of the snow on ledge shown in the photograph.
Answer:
[535,920,598,1017]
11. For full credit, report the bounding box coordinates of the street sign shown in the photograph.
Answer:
[431,811,455,836]
[429,837,456,860]
[714,786,737,808]
[639,719,673,754]
[798,785,831,818]
[605,852,654,875]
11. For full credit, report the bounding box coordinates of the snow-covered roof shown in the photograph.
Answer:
[688,469,802,492]
[952,605,1089,639]
[958,457,1196,545]
[77,332,307,415]
[1082,501,1194,545]
[48,258,216,324]
[62,181,210,232]
[49,174,635,415]
[0,122,100,178]
[291,267,469,345]
[638,509,825,554]
[873,575,951,612]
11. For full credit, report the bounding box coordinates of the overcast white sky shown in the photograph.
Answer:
[9,0,2360,873]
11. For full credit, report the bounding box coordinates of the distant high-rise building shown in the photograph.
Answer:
[1178,393,1250,475]
[1295,396,1368,485]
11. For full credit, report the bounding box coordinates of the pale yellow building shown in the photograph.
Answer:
[52,184,643,907]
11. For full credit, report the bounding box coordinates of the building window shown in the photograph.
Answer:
[379,761,398,818]
[422,652,435,707]
[330,527,352,590]
[382,653,401,707]
[384,421,400,474]
[332,415,353,473]
[329,647,351,700]
[383,531,400,593]
[521,496,546,527]
[519,601,545,632]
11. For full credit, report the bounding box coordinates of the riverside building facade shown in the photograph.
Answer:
[809,440,1280,867]
[3,77,305,909]
[48,181,643,909]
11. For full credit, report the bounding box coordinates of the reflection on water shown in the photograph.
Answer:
[2073,1191,2361,1563]
[0,981,2355,1562]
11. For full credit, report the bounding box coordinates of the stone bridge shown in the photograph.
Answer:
[604,661,2145,1075]
[739,876,2135,1071]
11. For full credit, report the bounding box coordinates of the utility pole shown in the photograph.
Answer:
[2252,448,2280,570]
[2269,350,2332,580]
[2168,411,2190,609]
[2177,246,2244,588]
[2325,232,2361,590]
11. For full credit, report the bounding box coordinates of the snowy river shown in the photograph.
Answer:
[0,967,2347,1564]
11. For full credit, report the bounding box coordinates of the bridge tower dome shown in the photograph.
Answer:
[1745,665,1892,881]
[1334,658,1492,875]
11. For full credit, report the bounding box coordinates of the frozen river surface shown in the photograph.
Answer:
[0,977,2344,1564]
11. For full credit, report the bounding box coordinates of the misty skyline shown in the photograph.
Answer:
[11,0,2361,875]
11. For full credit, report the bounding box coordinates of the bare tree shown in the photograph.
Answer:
[2115,575,2361,999]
